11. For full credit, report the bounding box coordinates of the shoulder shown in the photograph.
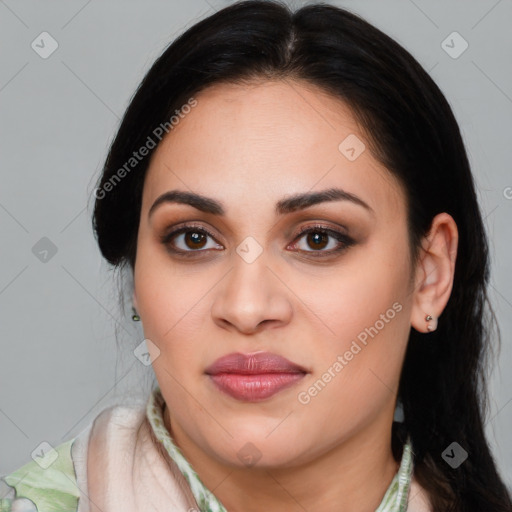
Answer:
[85,399,198,512]
[1,399,197,512]
[86,400,146,477]
[0,401,143,512]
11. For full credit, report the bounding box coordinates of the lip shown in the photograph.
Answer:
[205,352,308,402]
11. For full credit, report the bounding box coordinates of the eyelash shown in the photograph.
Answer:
[160,222,355,259]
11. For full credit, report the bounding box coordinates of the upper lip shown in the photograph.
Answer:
[205,351,307,375]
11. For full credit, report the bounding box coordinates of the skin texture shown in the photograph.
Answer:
[132,79,458,512]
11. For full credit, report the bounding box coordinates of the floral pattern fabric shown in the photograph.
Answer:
[0,437,79,512]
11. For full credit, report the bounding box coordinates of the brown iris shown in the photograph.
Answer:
[306,231,329,250]
[185,231,207,250]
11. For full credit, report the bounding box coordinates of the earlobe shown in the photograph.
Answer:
[410,213,458,334]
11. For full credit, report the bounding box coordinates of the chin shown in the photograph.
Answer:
[206,429,311,469]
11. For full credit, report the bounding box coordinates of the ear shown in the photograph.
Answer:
[410,212,458,333]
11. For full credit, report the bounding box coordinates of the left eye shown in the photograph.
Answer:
[289,226,353,254]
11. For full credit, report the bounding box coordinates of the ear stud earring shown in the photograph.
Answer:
[425,314,437,332]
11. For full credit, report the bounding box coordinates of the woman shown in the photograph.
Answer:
[1,1,510,511]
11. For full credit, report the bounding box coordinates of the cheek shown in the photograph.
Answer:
[134,240,196,355]
[137,275,206,360]
[299,236,411,405]
[295,300,410,445]
[135,230,195,320]
[315,241,409,349]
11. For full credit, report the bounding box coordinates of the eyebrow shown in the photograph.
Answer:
[148,187,374,218]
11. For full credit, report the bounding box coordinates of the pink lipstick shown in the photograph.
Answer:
[205,352,307,402]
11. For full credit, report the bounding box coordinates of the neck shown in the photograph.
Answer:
[164,407,400,512]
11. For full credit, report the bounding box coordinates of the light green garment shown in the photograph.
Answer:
[1,387,413,511]
[0,438,79,512]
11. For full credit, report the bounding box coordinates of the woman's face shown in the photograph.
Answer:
[133,79,416,468]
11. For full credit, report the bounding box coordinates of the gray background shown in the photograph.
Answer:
[1,0,511,489]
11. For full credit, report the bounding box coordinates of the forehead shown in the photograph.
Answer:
[142,79,405,219]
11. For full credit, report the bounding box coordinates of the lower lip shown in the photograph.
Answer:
[208,372,306,402]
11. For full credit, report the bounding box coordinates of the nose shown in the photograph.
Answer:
[210,252,293,335]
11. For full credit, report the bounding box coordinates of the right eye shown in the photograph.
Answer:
[161,223,223,255]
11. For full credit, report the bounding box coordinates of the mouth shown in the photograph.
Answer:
[205,351,308,402]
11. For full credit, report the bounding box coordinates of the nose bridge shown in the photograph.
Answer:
[227,241,274,304]
[211,240,292,332]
